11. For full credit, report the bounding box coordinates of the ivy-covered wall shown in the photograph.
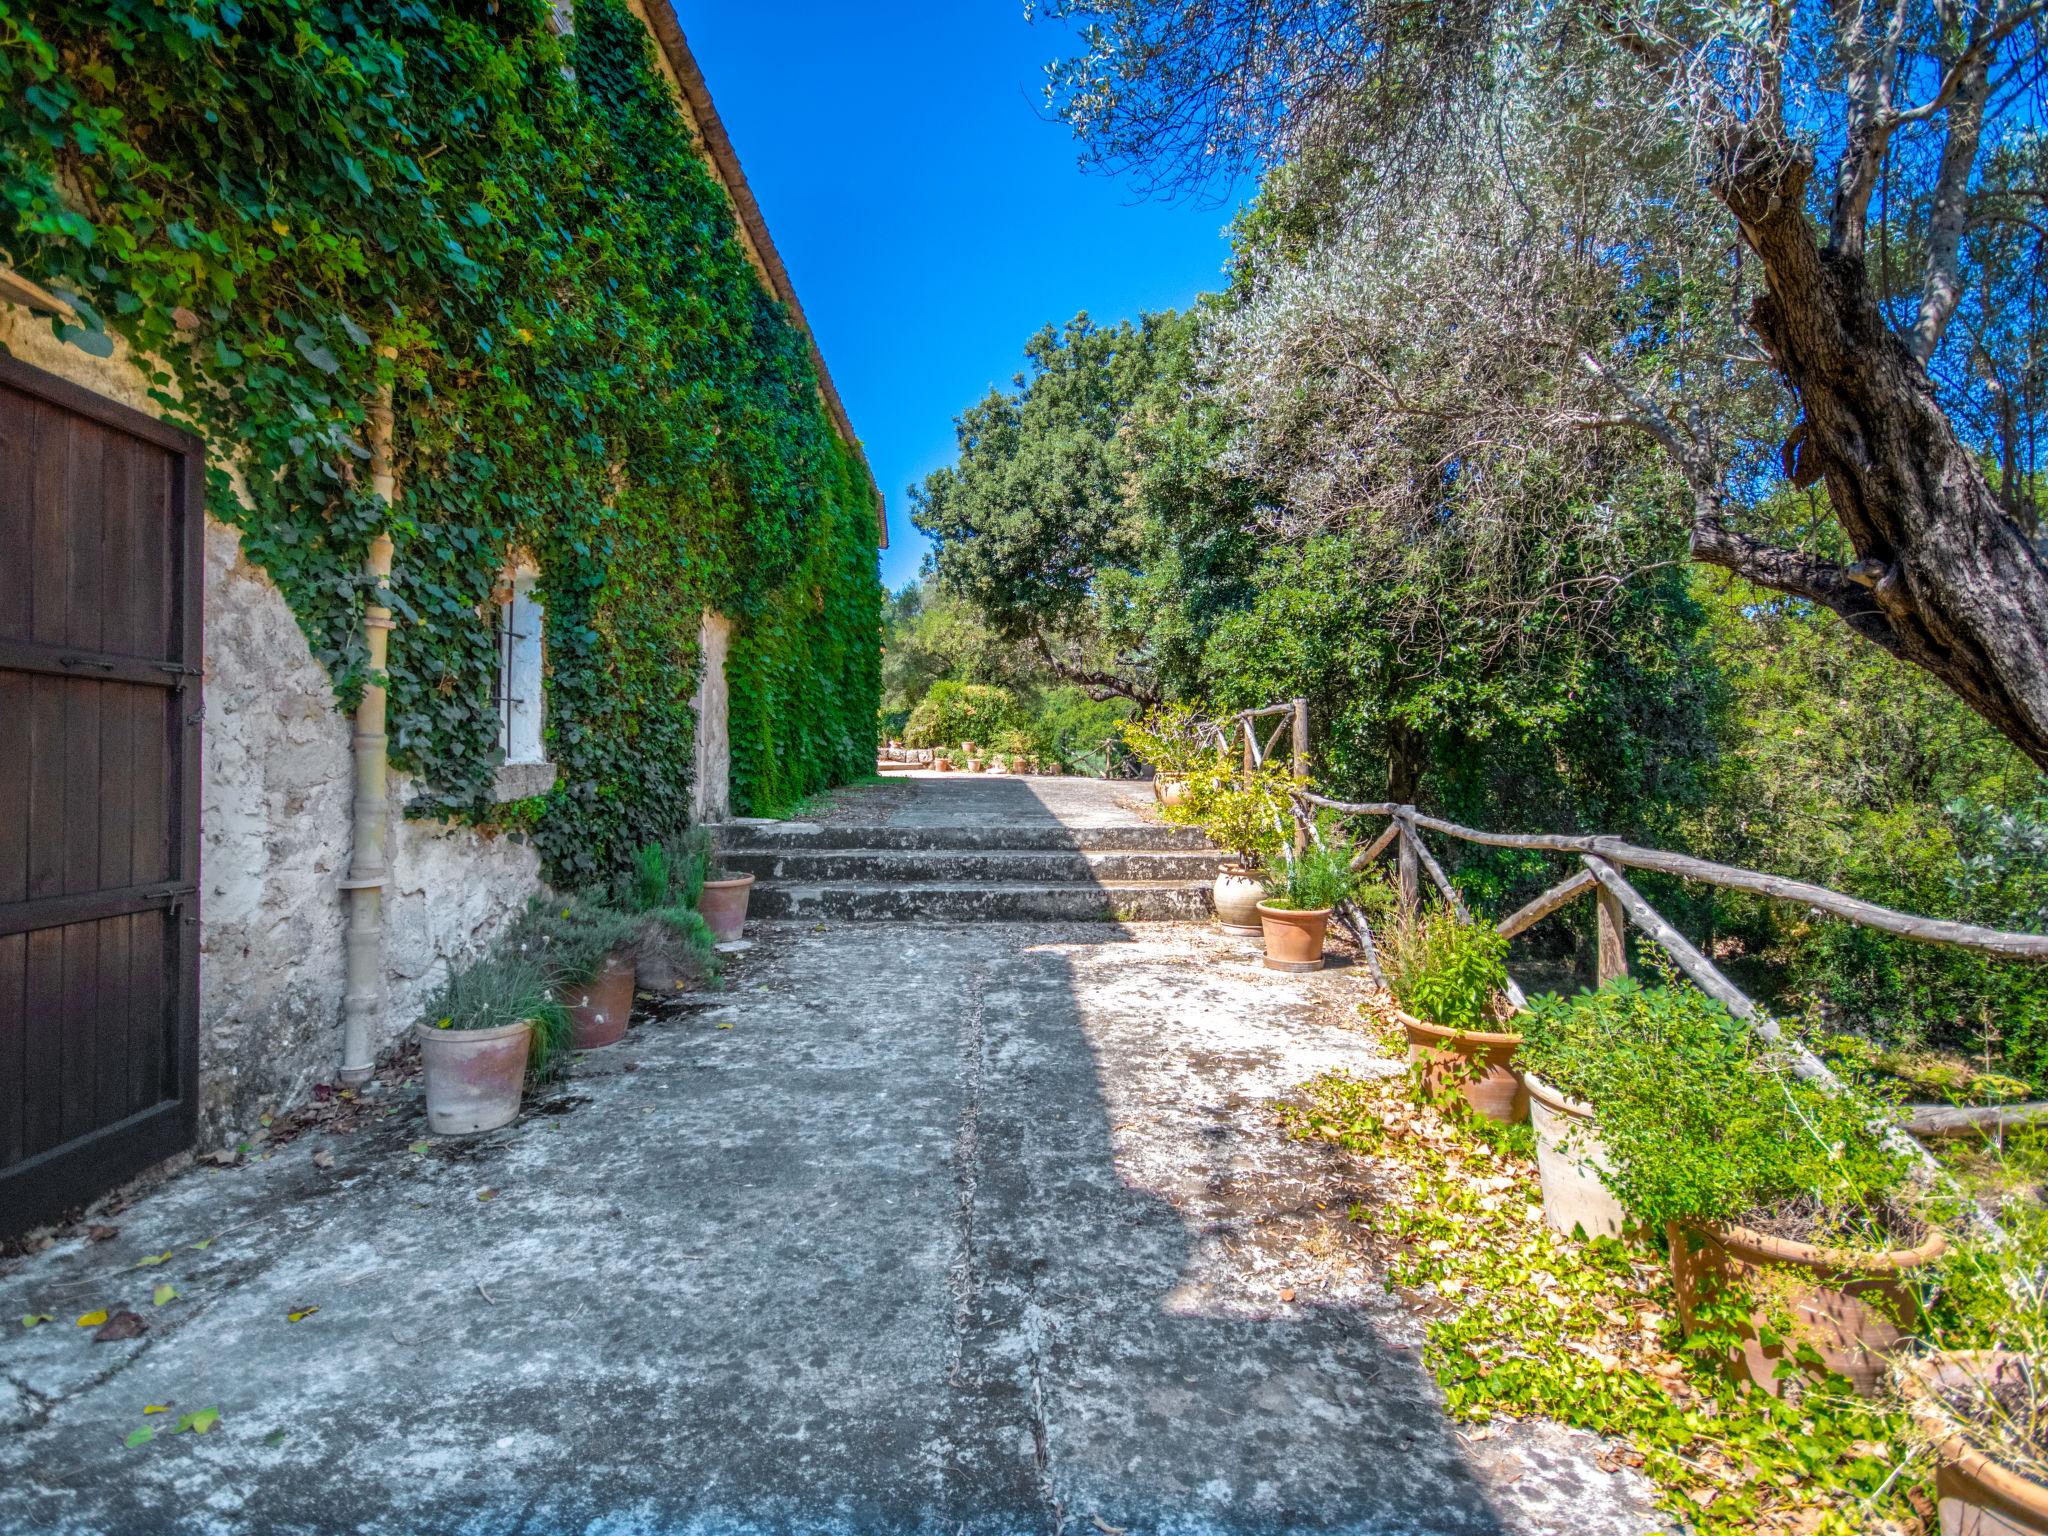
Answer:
[1,0,881,885]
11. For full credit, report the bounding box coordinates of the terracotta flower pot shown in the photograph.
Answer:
[562,950,634,1051]
[966,757,985,773]
[1524,1072,1628,1241]
[1213,865,1266,935]
[1153,772,1189,808]
[417,1020,532,1135]
[1899,1352,2047,1536]
[699,873,755,944]
[1667,1218,1947,1398]
[1256,901,1331,972]
[1400,1010,1527,1123]
[1045,763,1063,776]
[933,756,953,773]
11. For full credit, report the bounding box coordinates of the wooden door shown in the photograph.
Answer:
[0,353,203,1236]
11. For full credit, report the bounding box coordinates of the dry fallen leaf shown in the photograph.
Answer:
[152,1284,178,1307]
[477,1188,498,1202]
[312,1149,335,1170]
[287,1305,319,1323]
[88,1224,120,1243]
[134,1251,173,1268]
[93,1309,148,1342]
[143,1404,171,1415]
[76,1310,109,1328]
[1279,1288,1296,1302]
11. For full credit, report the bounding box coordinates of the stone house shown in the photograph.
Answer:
[0,1,883,1233]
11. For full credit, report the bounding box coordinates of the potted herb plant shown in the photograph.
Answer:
[513,895,641,1051]
[624,836,736,985]
[1119,704,1218,808]
[416,955,570,1135]
[1255,840,1358,971]
[1381,904,1525,1123]
[1894,1210,2047,1535]
[1521,977,1944,1397]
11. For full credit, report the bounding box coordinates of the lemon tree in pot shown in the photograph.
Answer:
[1523,976,1943,1397]
[1256,840,1359,972]
[513,895,641,1052]
[1382,905,1525,1123]
[1119,704,1218,809]
[1174,761,1292,936]
[1897,1209,2048,1535]
[416,955,571,1136]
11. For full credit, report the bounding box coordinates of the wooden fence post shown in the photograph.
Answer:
[1594,883,1628,986]
[1396,818,1421,915]
[1291,697,1309,853]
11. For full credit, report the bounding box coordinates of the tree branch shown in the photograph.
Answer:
[1689,518,1905,655]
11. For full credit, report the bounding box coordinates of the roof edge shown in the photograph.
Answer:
[637,2,887,550]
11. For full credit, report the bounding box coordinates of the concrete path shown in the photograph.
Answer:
[0,780,1659,1535]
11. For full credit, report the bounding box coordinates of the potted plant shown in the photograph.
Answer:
[1174,761,1293,935]
[1381,904,1525,1123]
[1893,1208,2046,1534]
[513,895,641,1051]
[933,752,954,772]
[1255,840,1358,972]
[1119,704,1220,808]
[416,955,570,1135]
[1520,977,1944,1397]
[635,903,722,996]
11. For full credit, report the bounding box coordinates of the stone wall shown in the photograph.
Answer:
[692,609,732,823]
[2,306,542,1144]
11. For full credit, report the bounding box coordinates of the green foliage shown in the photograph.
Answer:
[0,0,877,885]
[1280,1071,1932,1534]
[420,954,571,1080]
[1260,839,1357,912]
[1380,906,1510,1033]
[624,830,711,912]
[1686,571,2048,1088]
[1118,703,1222,775]
[903,681,1029,749]
[1171,761,1293,865]
[638,902,721,993]
[1517,980,1911,1235]
[505,894,637,987]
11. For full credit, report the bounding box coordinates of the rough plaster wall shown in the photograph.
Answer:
[692,610,731,823]
[2,308,541,1144]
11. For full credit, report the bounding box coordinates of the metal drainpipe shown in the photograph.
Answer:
[338,365,397,1087]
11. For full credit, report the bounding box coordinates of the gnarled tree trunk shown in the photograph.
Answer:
[1707,148,2048,770]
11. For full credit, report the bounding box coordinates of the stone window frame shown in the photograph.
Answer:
[488,557,557,803]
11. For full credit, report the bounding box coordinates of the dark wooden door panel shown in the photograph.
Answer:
[0,355,202,1235]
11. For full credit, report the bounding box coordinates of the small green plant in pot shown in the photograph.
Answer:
[1256,839,1358,972]
[1120,703,1221,807]
[512,895,641,1052]
[1518,976,1941,1397]
[416,955,571,1135]
[625,834,735,988]
[1381,903,1524,1123]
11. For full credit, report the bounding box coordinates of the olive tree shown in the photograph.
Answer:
[1038,0,2048,768]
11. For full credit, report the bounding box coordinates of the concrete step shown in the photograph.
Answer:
[718,820,1210,854]
[749,879,1214,924]
[723,847,1227,884]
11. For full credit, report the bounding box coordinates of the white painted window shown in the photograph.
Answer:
[496,568,547,766]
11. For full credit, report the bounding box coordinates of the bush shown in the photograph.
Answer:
[1174,761,1294,866]
[904,681,1028,748]
[1516,979,1911,1237]
[1381,905,1510,1033]
[1119,703,1226,776]
[637,903,722,993]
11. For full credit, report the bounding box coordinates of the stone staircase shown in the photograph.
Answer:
[719,820,1223,923]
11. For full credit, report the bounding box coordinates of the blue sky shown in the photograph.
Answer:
[676,3,1242,590]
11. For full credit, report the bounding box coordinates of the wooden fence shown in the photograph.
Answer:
[1186,700,2048,1175]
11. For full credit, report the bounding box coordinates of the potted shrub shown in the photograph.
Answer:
[933,752,954,772]
[416,955,570,1135]
[1381,905,1525,1123]
[1521,978,1944,1397]
[513,895,641,1051]
[1174,761,1292,935]
[1255,840,1358,972]
[1894,1211,2046,1534]
[1119,704,1220,808]
[636,903,722,996]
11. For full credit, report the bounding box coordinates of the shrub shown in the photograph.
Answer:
[904,681,1027,748]
[1176,761,1294,867]
[1261,839,1359,912]
[420,955,573,1080]
[1516,979,1912,1237]
[1381,905,1510,1033]
[637,903,722,993]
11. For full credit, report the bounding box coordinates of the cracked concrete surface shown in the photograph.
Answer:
[0,781,1663,1535]
[0,924,1659,1535]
